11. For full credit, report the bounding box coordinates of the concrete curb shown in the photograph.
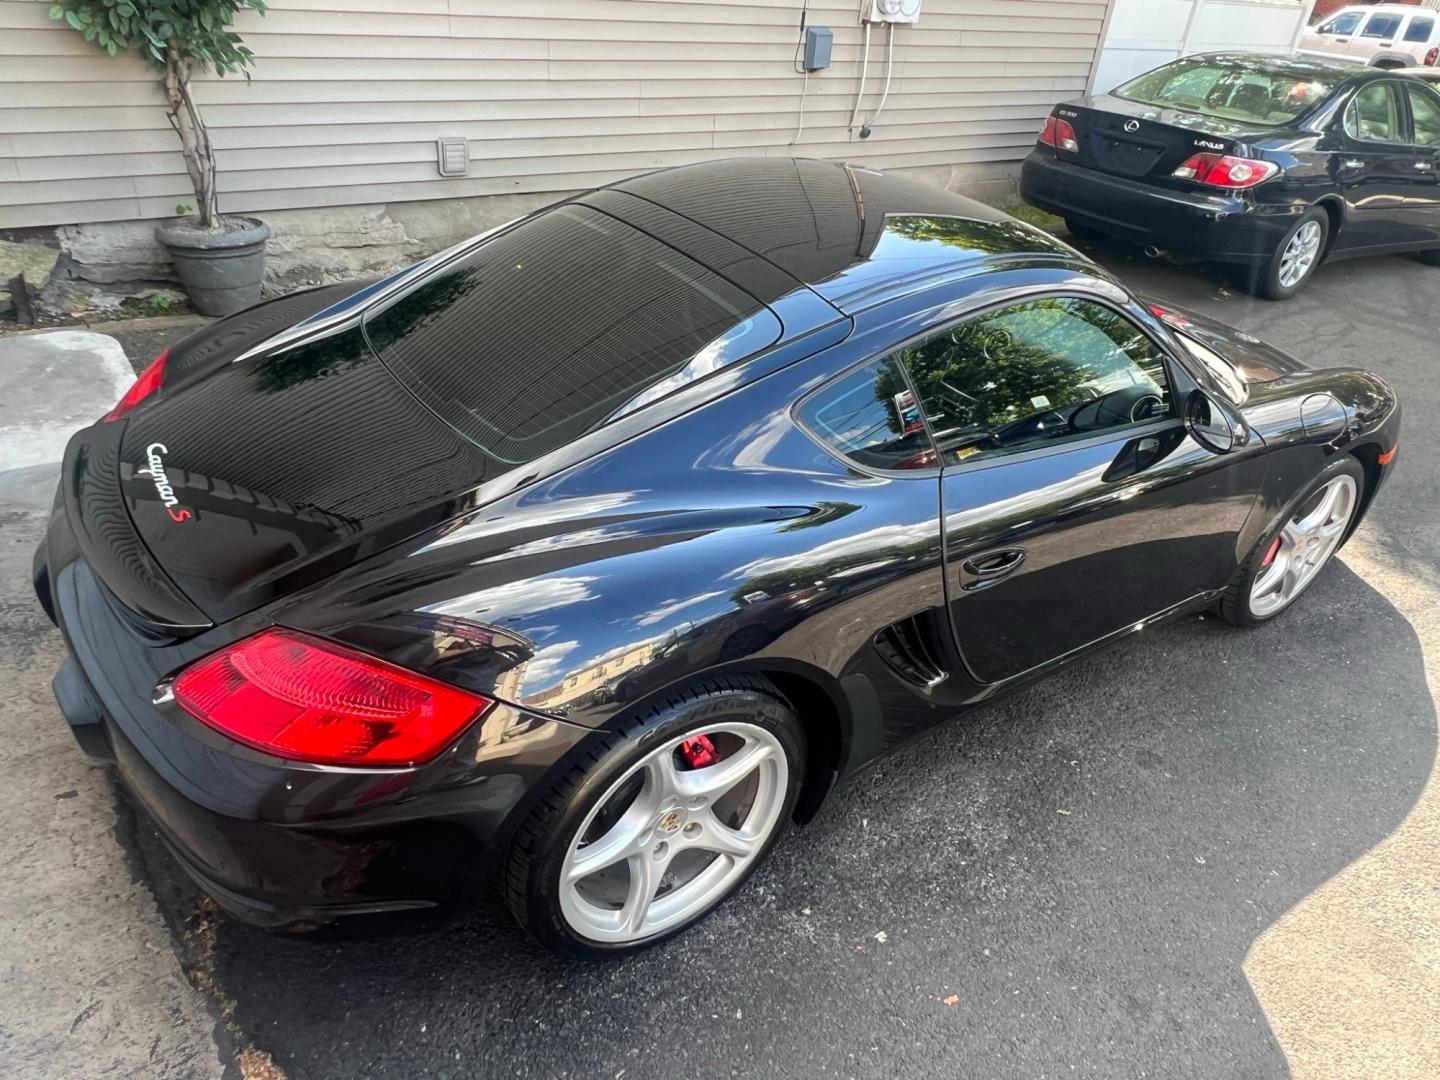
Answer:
[0,313,212,339]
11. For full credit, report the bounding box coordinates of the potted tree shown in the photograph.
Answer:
[51,0,270,315]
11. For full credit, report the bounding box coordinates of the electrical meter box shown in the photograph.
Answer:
[803,26,833,71]
[864,0,922,24]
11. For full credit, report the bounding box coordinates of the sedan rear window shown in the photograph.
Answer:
[364,205,780,464]
[1115,58,1338,126]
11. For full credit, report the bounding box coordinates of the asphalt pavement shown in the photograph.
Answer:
[1,238,1437,1080]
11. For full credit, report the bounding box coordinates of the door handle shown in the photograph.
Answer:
[958,547,1027,591]
[1336,36,1351,42]
[1342,159,1365,169]
[1415,161,1435,172]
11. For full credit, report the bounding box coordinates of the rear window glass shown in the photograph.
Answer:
[1115,58,1338,126]
[364,205,780,464]
[1361,13,1403,39]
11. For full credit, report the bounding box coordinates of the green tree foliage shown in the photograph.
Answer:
[50,1,268,228]
[49,0,265,71]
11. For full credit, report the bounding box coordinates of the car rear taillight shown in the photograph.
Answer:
[1425,46,1439,66]
[1038,115,1079,153]
[1148,303,1194,330]
[1172,153,1278,189]
[104,348,169,422]
[172,628,492,767]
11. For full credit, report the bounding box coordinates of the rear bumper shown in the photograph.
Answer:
[1020,150,1296,263]
[36,524,592,926]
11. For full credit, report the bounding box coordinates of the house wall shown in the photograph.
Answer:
[0,0,1111,298]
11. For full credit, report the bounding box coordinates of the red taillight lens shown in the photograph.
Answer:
[1172,153,1278,189]
[172,628,491,767]
[1038,115,1079,153]
[104,348,169,422]
[1148,303,1194,330]
[1425,46,1438,67]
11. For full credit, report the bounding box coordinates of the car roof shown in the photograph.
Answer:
[1329,3,1428,13]
[611,157,1081,312]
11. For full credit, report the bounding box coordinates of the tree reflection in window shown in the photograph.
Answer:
[884,297,1171,466]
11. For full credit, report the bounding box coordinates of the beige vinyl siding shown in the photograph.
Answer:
[0,0,1107,229]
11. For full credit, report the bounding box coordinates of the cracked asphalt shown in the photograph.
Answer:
[1,236,1436,1080]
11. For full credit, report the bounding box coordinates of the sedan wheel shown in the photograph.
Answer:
[1277,220,1323,291]
[503,676,803,956]
[1256,208,1329,300]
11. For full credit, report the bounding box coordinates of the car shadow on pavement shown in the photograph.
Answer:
[135,560,1432,1080]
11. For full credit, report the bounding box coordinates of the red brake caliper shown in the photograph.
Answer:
[680,735,719,769]
[1262,535,1283,568]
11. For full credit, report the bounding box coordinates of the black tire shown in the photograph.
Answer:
[502,674,804,958]
[1418,248,1440,267]
[1216,454,1365,627]
[1252,207,1329,300]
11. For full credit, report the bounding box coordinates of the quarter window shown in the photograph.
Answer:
[1345,82,1404,143]
[1404,16,1434,43]
[1360,13,1403,39]
[1407,85,1440,148]
[891,298,1172,467]
[1319,12,1363,35]
[796,357,939,471]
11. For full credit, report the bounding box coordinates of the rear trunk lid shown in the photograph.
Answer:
[112,321,500,627]
[1051,95,1264,187]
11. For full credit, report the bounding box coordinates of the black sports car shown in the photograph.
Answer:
[1020,52,1440,298]
[35,159,1400,956]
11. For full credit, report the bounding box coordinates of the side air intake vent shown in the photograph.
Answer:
[874,613,948,689]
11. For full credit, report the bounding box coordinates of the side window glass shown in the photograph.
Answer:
[895,298,1172,467]
[1345,83,1403,143]
[796,357,939,471]
[1320,12,1362,35]
[1361,13,1402,39]
[1408,85,1440,148]
[1404,16,1434,43]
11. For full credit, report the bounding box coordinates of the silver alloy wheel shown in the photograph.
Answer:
[1250,473,1357,618]
[558,722,788,944]
[1278,220,1323,289]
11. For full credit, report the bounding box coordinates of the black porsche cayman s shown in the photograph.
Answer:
[35,159,1400,956]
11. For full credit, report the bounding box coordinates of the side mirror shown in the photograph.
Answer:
[1184,389,1236,454]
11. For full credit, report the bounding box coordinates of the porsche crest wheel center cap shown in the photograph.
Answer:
[656,809,685,835]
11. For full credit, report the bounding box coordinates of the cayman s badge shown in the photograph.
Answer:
[137,442,192,522]
[1124,119,1141,133]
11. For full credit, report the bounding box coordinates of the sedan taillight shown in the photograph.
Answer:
[1038,115,1079,153]
[173,628,492,767]
[1172,153,1278,189]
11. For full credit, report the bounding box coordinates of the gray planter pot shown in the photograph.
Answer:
[155,215,270,317]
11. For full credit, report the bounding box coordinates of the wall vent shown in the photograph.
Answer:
[436,138,470,177]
